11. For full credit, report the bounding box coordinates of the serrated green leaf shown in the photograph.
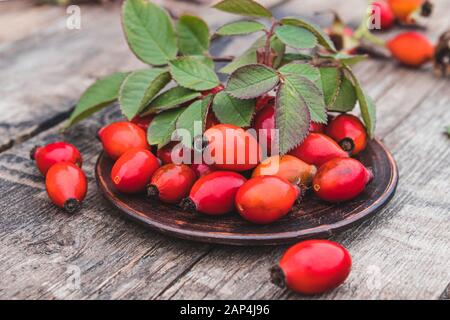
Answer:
[176,95,213,147]
[213,0,272,18]
[212,91,255,127]
[169,56,220,90]
[281,52,313,65]
[142,86,201,115]
[216,20,266,36]
[119,68,171,120]
[275,25,317,49]
[320,67,341,107]
[279,63,321,87]
[147,107,186,147]
[66,72,128,128]
[284,74,327,123]
[122,0,177,66]
[281,17,336,52]
[176,15,210,55]
[330,73,357,112]
[219,35,285,74]
[276,80,311,154]
[226,64,279,99]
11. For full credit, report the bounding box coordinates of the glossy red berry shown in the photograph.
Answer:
[45,162,87,213]
[253,104,275,154]
[309,122,325,133]
[157,142,192,165]
[326,114,367,155]
[289,133,349,167]
[387,32,434,67]
[204,124,261,172]
[255,94,275,112]
[236,176,298,224]
[313,158,373,202]
[31,141,82,176]
[98,122,148,160]
[190,163,216,178]
[271,240,352,295]
[372,1,395,29]
[181,171,246,215]
[131,115,154,131]
[147,164,197,204]
[111,148,159,193]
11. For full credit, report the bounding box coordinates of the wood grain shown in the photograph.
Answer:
[0,0,449,299]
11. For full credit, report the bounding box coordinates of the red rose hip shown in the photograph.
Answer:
[98,122,148,160]
[111,148,159,193]
[31,141,82,175]
[289,133,349,167]
[387,32,434,67]
[45,161,87,213]
[181,171,246,215]
[236,176,298,224]
[253,103,275,154]
[313,157,373,202]
[271,240,352,295]
[326,114,367,155]
[147,164,197,204]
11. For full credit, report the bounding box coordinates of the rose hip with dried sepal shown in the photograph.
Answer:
[271,240,352,295]
[147,164,197,204]
[326,114,367,155]
[98,122,148,160]
[31,141,82,176]
[181,171,246,216]
[313,157,373,202]
[45,161,87,213]
[111,148,159,194]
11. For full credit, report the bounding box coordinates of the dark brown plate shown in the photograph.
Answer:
[96,139,398,246]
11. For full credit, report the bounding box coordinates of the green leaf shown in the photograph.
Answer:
[119,68,171,120]
[281,17,336,52]
[216,20,266,36]
[142,86,201,115]
[122,0,177,66]
[283,74,327,123]
[320,67,341,107]
[275,25,317,49]
[66,72,128,128]
[176,15,210,55]
[219,35,285,74]
[329,52,367,66]
[355,85,376,138]
[275,79,311,154]
[330,73,357,112]
[226,64,279,99]
[281,52,313,64]
[147,107,186,147]
[279,62,321,87]
[169,56,220,90]
[212,91,255,127]
[176,95,213,147]
[213,0,272,18]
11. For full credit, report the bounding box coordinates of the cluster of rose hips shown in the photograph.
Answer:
[30,142,87,213]
[96,88,373,226]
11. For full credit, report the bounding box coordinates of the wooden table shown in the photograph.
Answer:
[0,0,449,300]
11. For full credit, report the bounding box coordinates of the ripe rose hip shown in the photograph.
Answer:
[147,164,197,204]
[387,32,434,67]
[45,162,87,213]
[236,176,298,224]
[31,141,82,176]
[98,122,148,160]
[253,103,275,154]
[313,157,373,202]
[372,1,395,29]
[111,148,159,193]
[204,124,261,172]
[271,240,352,295]
[157,142,192,165]
[131,115,154,131]
[181,171,246,215]
[289,133,349,167]
[326,114,367,155]
[388,0,424,23]
[252,155,317,187]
